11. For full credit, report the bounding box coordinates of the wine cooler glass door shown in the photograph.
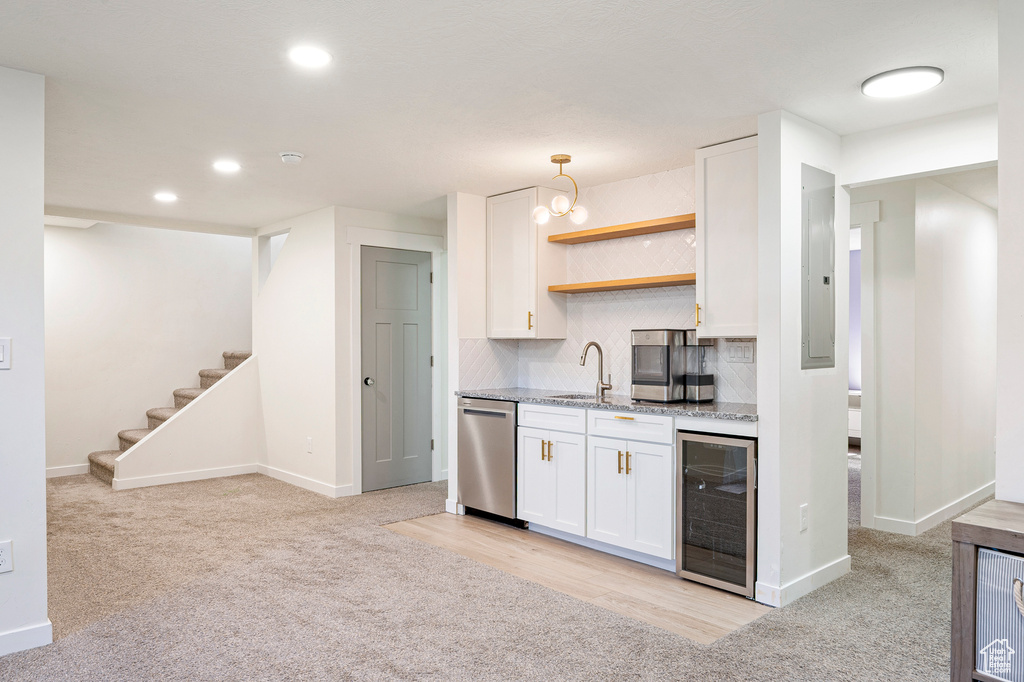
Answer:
[676,431,756,597]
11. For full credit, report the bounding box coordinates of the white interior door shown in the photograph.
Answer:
[361,246,432,492]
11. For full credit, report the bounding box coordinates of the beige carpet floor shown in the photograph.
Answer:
[0,468,957,681]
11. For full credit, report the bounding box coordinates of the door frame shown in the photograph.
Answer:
[347,227,445,495]
[851,200,879,529]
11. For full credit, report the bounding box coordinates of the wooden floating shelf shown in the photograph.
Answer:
[548,213,696,245]
[548,273,696,294]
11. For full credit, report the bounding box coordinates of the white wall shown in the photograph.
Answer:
[996,0,1024,502]
[44,223,252,472]
[254,207,339,494]
[253,204,444,498]
[0,66,51,656]
[854,181,918,525]
[853,179,997,533]
[756,110,851,607]
[841,106,998,188]
[114,357,265,488]
[914,180,997,520]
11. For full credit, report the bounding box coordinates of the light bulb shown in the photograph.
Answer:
[550,195,570,215]
[532,205,551,224]
[289,46,333,69]
[213,159,241,174]
[569,206,588,225]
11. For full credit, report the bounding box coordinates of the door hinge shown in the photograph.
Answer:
[430,355,434,367]
[430,272,433,283]
[431,439,435,450]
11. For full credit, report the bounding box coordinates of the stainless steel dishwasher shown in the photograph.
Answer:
[457,397,517,519]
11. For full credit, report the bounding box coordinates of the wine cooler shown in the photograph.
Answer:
[676,431,757,598]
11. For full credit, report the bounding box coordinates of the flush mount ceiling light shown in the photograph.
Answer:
[154,191,178,203]
[532,154,588,226]
[213,159,241,174]
[279,151,304,165]
[288,45,332,69]
[861,66,944,98]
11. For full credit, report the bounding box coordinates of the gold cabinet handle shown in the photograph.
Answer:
[617,450,623,474]
[528,311,534,330]
[626,451,632,475]
[541,440,547,460]
[547,440,553,461]
[613,415,634,421]
[695,303,701,327]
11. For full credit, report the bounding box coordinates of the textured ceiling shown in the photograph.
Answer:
[0,0,998,228]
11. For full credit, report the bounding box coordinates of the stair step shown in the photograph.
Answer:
[223,351,252,370]
[87,450,120,484]
[173,387,205,408]
[146,406,180,429]
[199,368,230,389]
[117,428,153,452]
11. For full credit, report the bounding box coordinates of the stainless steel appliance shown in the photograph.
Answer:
[684,343,716,403]
[631,329,714,403]
[676,430,757,597]
[457,397,517,519]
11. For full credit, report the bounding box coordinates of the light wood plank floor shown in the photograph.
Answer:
[385,513,770,644]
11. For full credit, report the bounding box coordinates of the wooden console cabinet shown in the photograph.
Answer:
[952,500,1024,682]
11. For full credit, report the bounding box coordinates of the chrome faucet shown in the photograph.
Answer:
[580,341,613,400]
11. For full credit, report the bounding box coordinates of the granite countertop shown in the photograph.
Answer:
[455,387,757,422]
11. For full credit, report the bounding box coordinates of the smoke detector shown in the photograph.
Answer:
[280,152,304,165]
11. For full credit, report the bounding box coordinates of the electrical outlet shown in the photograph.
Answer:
[0,540,12,573]
[799,504,809,532]
[0,338,10,370]
[306,437,313,454]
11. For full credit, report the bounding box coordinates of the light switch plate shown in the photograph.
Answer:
[726,341,754,364]
[0,338,10,370]
[0,540,12,573]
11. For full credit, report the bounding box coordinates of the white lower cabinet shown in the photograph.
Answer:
[517,426,586,536]
[586,435,674,560]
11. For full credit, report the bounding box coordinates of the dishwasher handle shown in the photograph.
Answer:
[460,408,510,419]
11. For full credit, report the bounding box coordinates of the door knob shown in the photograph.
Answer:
[364,377,375,386]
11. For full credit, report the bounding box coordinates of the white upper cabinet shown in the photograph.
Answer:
[695,136,759,338]
[487,187,567,339]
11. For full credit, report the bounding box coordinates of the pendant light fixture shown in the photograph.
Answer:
[532,154,588,225]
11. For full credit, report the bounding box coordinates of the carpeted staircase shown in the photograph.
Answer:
[88,351,251,485]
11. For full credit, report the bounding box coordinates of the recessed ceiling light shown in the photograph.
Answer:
[861,66,944,98]
[213,159,241,174]
[288,45,332,69]
[154,192,178,203]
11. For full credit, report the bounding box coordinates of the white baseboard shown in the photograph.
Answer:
[0,620,52,657]
[755,554,851,607]
[256,464,353,499]
[46,464,90,478]
[445,499,464,515]
[112,464,258,490]
[873,481,995,536]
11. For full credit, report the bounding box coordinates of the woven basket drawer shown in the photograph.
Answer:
[977,548,1024,681]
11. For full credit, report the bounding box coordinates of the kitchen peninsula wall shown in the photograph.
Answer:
[460,165,757,405]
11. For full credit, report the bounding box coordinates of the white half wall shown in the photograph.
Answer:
[113,356,265,489]
[841,106,998,188]
[44,222,252,470]
[0,66,52,656]
[756,110,851,607]
[996,0,1024,502]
